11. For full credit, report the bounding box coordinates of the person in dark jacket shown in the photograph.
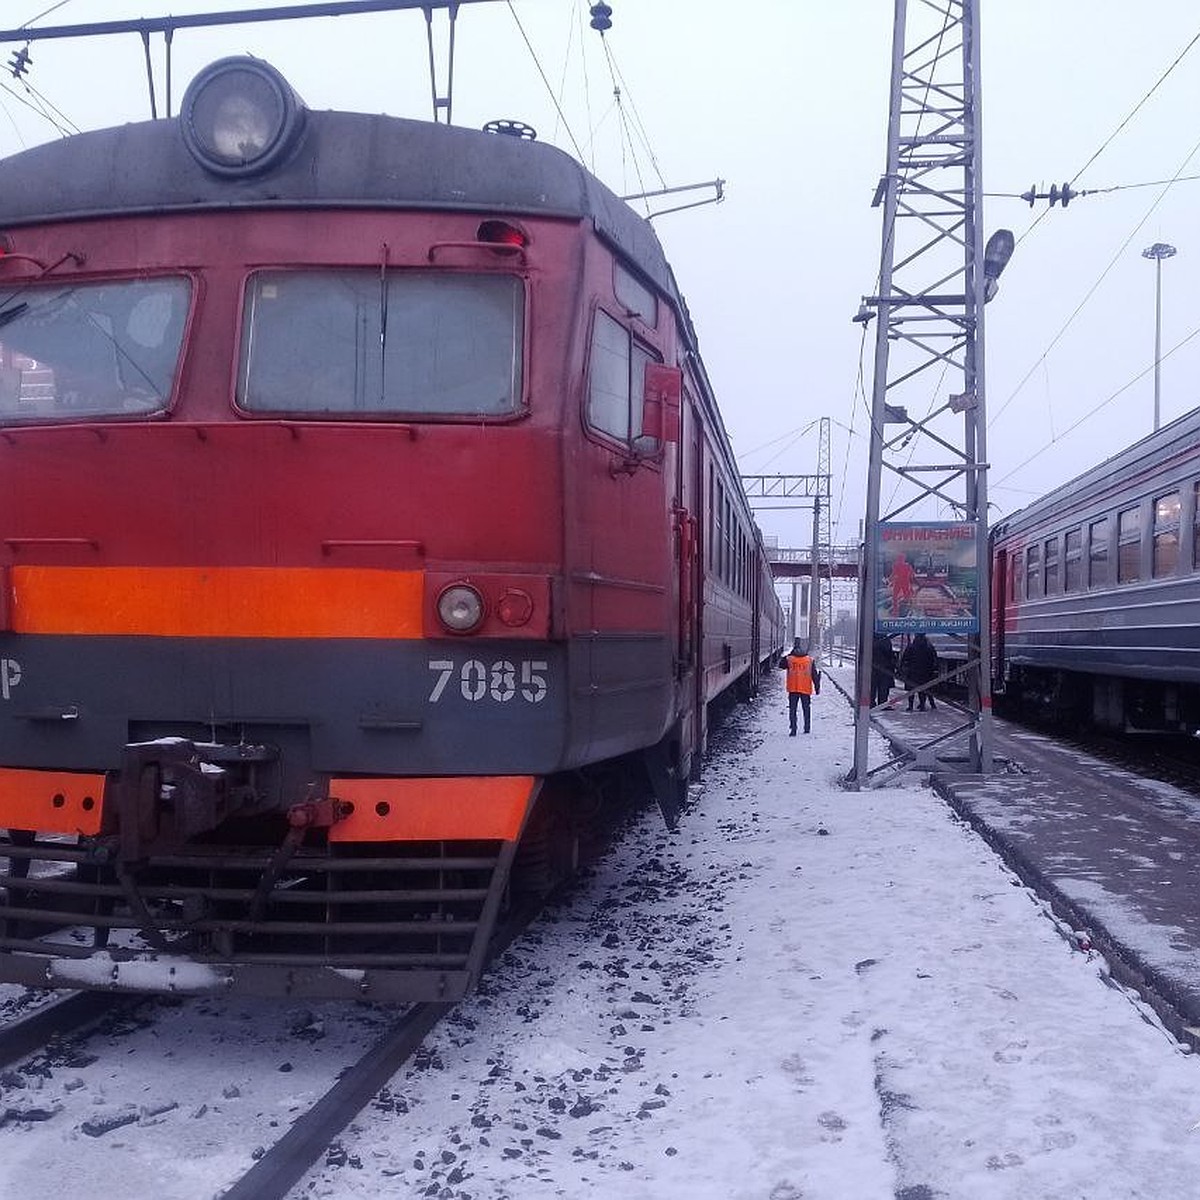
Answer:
[871,633,896,708]
[779,638,820,735]
[899,632,938,711]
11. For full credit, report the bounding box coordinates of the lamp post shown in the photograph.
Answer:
[1142,241,1176,432]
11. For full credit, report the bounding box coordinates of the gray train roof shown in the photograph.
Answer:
[0,108,674,296]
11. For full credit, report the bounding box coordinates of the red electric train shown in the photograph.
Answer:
[0,58,782,1000]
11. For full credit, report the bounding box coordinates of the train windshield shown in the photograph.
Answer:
[237,270,524,417]
[0,277,189,423]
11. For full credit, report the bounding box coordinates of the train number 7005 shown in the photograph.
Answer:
[427,659,549,704]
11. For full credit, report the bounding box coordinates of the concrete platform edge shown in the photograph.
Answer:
[931,772,1200,1055]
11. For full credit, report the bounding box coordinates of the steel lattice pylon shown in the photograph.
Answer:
[850,0,998,787]
[815,417,834,663]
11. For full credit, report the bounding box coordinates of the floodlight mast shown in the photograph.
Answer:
[850,0,998,788]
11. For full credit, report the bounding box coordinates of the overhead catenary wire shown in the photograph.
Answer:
[990,127,1200,429]
[993,320,1200,492]
[505,1,586,163]
[0,75,72,136]
[991,21,1200,431]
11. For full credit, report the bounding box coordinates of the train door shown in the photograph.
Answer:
[991,546,1007,689]
[675,386,704,778]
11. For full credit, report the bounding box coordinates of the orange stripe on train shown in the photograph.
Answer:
[10,566,424,639]
[329,776,537,842]
[0,768,106,836]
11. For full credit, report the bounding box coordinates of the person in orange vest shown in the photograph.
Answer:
[779,638,821,736]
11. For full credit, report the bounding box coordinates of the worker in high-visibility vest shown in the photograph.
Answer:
[779,638,821,736]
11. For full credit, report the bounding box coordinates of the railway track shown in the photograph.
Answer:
[220,999,449,1200]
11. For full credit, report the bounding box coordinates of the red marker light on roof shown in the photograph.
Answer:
[477,220,528,250]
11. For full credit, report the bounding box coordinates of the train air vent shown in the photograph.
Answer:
[483,119,537,141]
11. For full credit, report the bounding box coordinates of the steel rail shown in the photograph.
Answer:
[218,999,450,1200]
[0,991,132,1069]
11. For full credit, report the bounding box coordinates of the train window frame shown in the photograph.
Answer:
[1088,517,1109,587]
[1009,549,1022,601]
[584,306,663,460]
[1025,543,1041,599]
[1117,505,1142,584]
[1152,490,1181,578]
[0,274,192,425]
[235,267,527,422]
[1043,536,1060,594]
[1063,528,1083,592]
[613,263,658,328]
[1193,481,1200,573]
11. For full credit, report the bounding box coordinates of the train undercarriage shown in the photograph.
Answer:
[998,665,1200,736]
[0,741,656,1002]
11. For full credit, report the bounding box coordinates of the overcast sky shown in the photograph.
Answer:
[1,1,1198,548]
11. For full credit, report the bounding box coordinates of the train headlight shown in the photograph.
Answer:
[437,584,485,634]
[181,57,306,178]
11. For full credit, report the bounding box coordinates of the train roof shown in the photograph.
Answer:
[993,404,1200,538]
[0,106,675,296]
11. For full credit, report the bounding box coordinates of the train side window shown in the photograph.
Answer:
[586,309,660,453]
[1194,481,1200,572]
[613,264,658,328]
[1043,537,1059,594]
[1117,506,1142,583]
[1009,550,1022,601]
[1153,491,1181,577]
[1094,518,1108,588]
[1025,544,1041,598]
[1063,529,1082,591]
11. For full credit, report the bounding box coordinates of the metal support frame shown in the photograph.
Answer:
[850,0,993,787]
[742,471,833,660]
[0,0,489,124]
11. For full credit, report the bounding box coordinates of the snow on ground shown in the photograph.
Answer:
[3,670,1200,1199]
[294,670,1200,1199]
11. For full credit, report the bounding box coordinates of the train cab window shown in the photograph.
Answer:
[1153,491,1181,577]
[613,264,658,328]
[1117,506,1142,583]
[587,309,660,453]
[0,277,189,423]
[1025,544,1041,599]
[238,270,523,417]
[1094,518,1108,588]
[1043,537,1059,594]
[1064,529,1083,591]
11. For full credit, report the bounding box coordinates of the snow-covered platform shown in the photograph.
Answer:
[872,694,1200,1048]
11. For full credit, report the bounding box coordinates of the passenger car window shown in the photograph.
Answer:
[1117,506,1141,583]
[1088,518,1108,586]
[1153,492,1180,577]
[238,271,523,417]
[1064,529,1082,591]
[1043,537,1059,594]
[0,278,189,422]
[1025,544,1041,598]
